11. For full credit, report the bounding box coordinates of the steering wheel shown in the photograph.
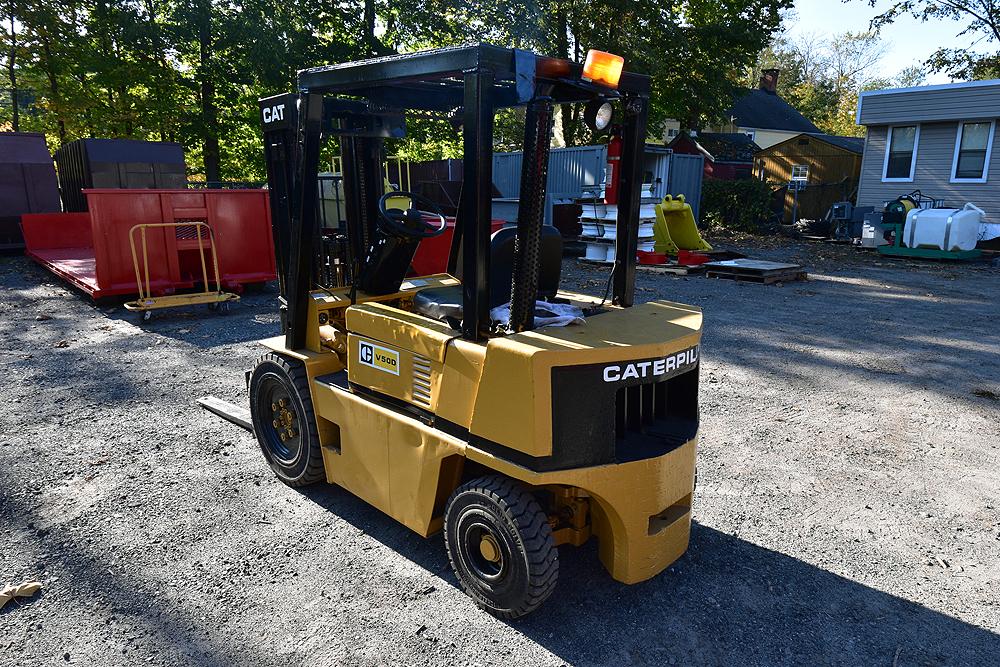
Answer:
[377,191,448,239]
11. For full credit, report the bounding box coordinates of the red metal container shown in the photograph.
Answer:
[411,217,505,276]
[22,189,275,300]
[677,249,710,266]
[637,250,667,265]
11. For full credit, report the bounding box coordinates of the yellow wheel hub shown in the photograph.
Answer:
[271,398,298,441]
[479,533,502,564]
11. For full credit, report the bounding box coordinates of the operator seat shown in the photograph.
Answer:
[412,226,563,324]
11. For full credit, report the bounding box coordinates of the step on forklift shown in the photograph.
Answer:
[250,44,703,618]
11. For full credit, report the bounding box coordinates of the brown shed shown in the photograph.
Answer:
[753,133,864,222]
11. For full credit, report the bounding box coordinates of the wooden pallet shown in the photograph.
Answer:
[703,259,807,284]
[636,263,706,276]
[706,269,806,284]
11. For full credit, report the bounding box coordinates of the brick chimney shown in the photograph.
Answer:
[759,68,779,94]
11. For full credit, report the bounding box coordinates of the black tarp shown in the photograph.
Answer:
[54,139,187,212]
[0,132,61,249]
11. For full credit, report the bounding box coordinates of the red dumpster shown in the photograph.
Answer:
[411,217,505,276]
[22,189,276,300]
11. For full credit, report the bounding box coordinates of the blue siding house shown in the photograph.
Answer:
[856,80,1000,218]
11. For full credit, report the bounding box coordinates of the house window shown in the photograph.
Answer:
[791,164,809,182]
[882,125,919,181]
[951,120,995,183]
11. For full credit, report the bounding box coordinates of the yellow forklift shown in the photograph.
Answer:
[245,45,702,618]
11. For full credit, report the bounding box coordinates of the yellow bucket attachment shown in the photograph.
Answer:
[654,195,712,253]
[653,204,680,255]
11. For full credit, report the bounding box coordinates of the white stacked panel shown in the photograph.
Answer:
[579,193,659,263]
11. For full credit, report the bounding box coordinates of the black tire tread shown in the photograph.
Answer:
[444,474,558,619]
[251,352,325,487]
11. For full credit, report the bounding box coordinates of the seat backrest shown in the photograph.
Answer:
[488,225,563,307]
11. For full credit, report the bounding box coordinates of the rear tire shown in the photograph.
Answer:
[444,475,558,619]
[248,353,325,487]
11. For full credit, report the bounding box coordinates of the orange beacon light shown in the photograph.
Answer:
[582,50,624,88]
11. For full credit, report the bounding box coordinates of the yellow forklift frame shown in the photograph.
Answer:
[234,44,703,618]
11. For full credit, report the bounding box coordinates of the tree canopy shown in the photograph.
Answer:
[750,29,924,137]
[2,0,791,180]
[865,0,1000,80]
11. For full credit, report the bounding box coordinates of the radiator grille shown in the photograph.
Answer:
[549,359,699,471]
[412,355,432,408]
[614,374,697,455]
[615,381,668,439]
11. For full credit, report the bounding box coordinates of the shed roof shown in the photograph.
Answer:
[814,134,865,153]
[728,88,821,133]
[759,133,864,155]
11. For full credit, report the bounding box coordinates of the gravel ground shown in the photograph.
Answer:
[1,242,999,667]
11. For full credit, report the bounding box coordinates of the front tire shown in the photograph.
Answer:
[444,475,558,619]
[248,353,325,487]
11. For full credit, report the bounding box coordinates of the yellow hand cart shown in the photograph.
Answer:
[124,221,240,321]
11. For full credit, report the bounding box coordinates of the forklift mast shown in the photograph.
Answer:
[259,45,650,349]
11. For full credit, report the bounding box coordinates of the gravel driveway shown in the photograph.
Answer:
[2,242,998,666]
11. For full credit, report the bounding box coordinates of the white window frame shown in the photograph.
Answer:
[950,120,995,184]
[791,164,809,182]
[881,124,920,183]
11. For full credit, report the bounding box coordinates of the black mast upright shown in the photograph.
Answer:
[612,94,649,308]
[284,93,323,350]
[459,67,495,341]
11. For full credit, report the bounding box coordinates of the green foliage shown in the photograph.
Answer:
[1,0,792,179]
[700,177,775,233]
[865,0,1000,80]
[750,29,922,138]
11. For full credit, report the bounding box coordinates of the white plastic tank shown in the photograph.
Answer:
[904,203,984,251]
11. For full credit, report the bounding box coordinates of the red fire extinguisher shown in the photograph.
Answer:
[604,131,622,204]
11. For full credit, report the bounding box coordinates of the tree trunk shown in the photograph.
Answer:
[363,0,375,56]
[144,0,172,146]
[120,82,132,137]
[94,0,117,133]
[40,34,67,144]
[554,3,574,145]
[361,0,388,57]
[199,13,220,182]
[75,72,95,137]
[8,6,18,132]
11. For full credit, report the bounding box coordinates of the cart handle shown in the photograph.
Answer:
[128,222,224,301]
